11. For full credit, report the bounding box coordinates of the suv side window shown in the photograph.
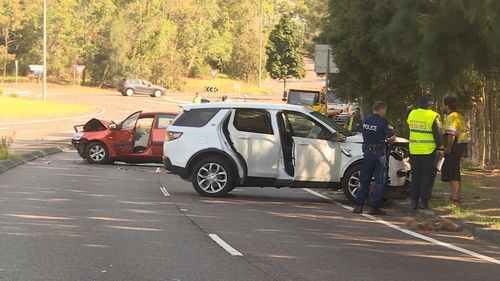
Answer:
[234,109,273,134]
[172,108,221,127]
[284,111,332,140]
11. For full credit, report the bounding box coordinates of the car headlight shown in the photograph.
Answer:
[72,132,84,141]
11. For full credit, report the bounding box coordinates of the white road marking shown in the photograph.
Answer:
[208,234,243,256]
[143,99,183,106]
[60,130,76,134]
[0,127,9,130]
[0,106,106,126]
[160,187,170,197]
[302,188,500,265]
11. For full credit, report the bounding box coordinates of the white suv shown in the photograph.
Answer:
[163,103,410,202]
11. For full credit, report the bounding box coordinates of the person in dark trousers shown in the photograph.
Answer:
[353,101,396,215]
[345,107,363,132]
[407,95,444,210]
[441,96,469,203]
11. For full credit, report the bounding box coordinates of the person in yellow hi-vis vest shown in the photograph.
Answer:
[193,92,202,104]
[441,96,470,203]
[345,107,363,132]
[407,95,444,210]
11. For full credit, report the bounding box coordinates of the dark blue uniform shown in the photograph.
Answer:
[356,114,395,207]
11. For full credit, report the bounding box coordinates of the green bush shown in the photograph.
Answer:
[0,134,15,160]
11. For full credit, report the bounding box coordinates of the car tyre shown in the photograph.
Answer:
[190,156,235,197]
[125,88,134,96]
[85,141,109,164]
[342,164,361,203]
[151,89,162,98]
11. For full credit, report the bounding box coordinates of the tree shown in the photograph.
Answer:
[266,15,306,95]
[318,0,420,127]
[0,0,23,80]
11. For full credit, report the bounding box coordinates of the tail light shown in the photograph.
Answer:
[165,131,183,141]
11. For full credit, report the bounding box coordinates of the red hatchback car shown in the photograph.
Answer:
[72,111,177,164]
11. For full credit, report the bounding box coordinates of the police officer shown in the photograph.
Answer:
[353,101,396,215]
[407,95,444,210]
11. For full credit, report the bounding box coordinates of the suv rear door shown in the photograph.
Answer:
[280,111,341,184]
[228,109,280,178]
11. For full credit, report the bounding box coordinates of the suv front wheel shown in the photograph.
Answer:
[191,156,235,197]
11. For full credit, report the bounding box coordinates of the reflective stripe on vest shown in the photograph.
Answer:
[407,108,439,155]
[347,115,354,131]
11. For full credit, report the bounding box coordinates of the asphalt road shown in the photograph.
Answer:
[0,151,499,281]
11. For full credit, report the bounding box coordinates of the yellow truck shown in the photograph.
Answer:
[283,88,342,118]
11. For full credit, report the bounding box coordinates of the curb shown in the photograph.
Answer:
[388,199,500,244]
[0,145,70,174]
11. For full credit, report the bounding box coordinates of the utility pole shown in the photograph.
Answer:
[258,0,263,88]
[42,0,47,101]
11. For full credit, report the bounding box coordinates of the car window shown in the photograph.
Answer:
[121,111,141,130]
[234,109,273,134]
[310,111,354,136]
[156,114,177,129]
[284,111,332,140]
[172,108,221,127]
[136,117,153,131]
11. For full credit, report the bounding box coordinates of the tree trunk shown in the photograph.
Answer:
[99,65,109,88]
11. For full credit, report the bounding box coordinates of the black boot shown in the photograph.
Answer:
[353,205,363,214]
[369,206,386,215]
[410,200,419,210]
[418,200,429,210]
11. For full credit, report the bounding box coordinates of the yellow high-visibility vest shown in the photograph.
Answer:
[407,108,440,155]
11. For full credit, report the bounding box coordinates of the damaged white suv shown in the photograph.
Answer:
[163,103,410,202]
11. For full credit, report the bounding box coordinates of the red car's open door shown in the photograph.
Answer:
[111,111,142,155]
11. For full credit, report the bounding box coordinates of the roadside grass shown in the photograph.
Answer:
[0,96,93,119]
[0,134,18,160]
[184,74,272,95]
[431,174,500,229]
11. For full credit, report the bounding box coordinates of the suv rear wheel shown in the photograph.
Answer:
[191,156,235,197]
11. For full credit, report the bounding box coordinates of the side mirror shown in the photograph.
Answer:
[109,123,118,130]
[331,132,346,142]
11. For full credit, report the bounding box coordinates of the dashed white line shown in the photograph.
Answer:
[208,234,243,256]
[160,187,170,197]
[302,188,500,265]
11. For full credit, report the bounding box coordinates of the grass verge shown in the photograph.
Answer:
[0,134,18,160]
[431,174,500,229]
[0,96,93,119]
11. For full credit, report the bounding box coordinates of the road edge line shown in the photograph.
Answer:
[302,188,500,265]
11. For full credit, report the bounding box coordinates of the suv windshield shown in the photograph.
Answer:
[288,90,319,106]
[310,111,355,136]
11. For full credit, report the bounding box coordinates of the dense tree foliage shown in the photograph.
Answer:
[266,15,305,94]
[320,0,499,166]
[0,0,286,88]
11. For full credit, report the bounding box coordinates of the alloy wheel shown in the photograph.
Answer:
[196,163,228,194]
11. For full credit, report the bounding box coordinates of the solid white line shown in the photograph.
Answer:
[208,234,243,256]
[0,106,106,126]
[302,188,500,265]
[160,187,170,197]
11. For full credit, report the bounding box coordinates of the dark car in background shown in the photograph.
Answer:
[72,111,177,164]
[118,79,166,98]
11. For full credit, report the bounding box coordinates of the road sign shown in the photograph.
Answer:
[209,69,219,79]
[204,86,219,93]
[314,45,339,74]
[29,64,44,74]
[74,65,85,75]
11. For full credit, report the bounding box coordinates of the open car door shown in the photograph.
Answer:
[281,111,342,185]
[111,111,141,155]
